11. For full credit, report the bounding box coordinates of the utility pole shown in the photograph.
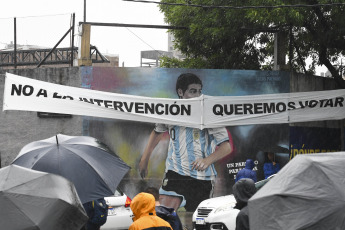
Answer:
[77,23,92,66]
[70,13,75,66]
[273,31,288,70]
[14,17,17,69]
[77,0,92,66]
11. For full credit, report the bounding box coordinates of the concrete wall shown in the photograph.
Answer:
[290,72,339,92]
[0,67,83,167]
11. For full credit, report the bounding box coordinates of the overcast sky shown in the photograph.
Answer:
[0,0,329,74]
[0,0,168,67]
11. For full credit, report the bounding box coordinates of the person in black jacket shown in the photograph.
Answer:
[81,198,108,230]
[233,178,257,230]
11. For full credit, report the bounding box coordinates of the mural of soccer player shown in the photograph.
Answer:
[139,73,233,212]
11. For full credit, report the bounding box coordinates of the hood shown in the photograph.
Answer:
[245,159,255,170]
[130,192,156,221]
[156,205,175,217]
[198,194,237,208]
[233,178,256,205]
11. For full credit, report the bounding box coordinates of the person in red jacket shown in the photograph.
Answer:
[129,192,172,230]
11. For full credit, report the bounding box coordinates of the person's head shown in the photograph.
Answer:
[245,159,255,170]
[232,178,256,206]
[130,192,156,221]
[144,187,159,201]
[176,73,203,99]
[267,152,275,162]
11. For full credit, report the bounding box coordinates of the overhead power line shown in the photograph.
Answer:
[125,27,165,56]
[0,13,71,20]
[122,0,345,9]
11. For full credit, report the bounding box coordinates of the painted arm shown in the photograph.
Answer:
[192,141,231,171]
[139,130,164,179]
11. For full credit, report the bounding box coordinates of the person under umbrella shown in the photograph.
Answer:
[263,152,280,179]
[233,178,257,230]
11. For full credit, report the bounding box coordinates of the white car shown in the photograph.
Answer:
[193,194,239,230]
[192,175,275,230]
[101,189,133,230]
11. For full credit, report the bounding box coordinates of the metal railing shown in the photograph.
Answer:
[0,46,109,67]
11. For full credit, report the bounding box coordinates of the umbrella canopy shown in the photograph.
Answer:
[0,164,88,230]
[12,134,131,204]
[248,152,345,230]
[262,144,289,154]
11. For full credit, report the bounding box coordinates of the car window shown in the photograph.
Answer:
[113,189,124,197]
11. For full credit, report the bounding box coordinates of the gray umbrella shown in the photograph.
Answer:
[248,151,345,230]
[0,164,88,230]
[12,134,131,204]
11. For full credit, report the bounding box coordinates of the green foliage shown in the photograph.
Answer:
[160,56,209,68]
[159,0,345,87]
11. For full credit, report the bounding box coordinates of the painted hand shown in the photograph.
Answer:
[191,158,209,171]
[139,159,148,179]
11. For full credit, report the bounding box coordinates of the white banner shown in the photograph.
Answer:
[3,73,345,128]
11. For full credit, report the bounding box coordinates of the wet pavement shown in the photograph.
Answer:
[177,211,193,230]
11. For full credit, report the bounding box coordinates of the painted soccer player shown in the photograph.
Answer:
[139,73,232,212]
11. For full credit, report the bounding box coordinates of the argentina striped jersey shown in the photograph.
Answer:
[155,124,229,180]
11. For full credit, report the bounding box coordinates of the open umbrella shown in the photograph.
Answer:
[0,164,88,230]
[12,134,131,204]
[261,144,290,154]
[248,151,345,230]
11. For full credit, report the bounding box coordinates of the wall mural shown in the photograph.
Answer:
[81,66,291,211]
[290,126,341,159]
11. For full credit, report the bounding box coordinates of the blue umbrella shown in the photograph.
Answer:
[12,134,131,204]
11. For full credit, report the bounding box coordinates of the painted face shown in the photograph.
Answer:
[178,83,202,99]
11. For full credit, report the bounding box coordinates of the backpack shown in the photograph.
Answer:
[156,206,183,230]
[90,198,109,226]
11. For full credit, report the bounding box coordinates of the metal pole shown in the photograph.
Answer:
[14,17,17,69]
[80,21,187,30]
[84,0,86,23]
[37,26,73,67]
[71,13,75,66]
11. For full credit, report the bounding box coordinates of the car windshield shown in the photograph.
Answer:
[108,189,124,197]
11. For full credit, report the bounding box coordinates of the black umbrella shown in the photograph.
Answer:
[12,134,131,204]
[262,144,289,154]
[0,165,88,230]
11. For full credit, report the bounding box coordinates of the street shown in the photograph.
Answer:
[177,211,194,230]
